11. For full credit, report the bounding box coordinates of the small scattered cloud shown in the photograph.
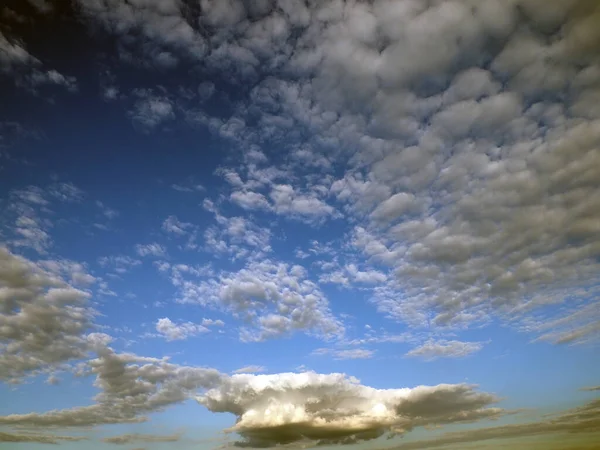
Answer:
[135,243,167,258]
[406,340,485,361]
[312,347,375,360]
[155,317,209,341]
[233,365,266,374]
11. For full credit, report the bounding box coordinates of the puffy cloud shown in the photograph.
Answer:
[230,190,272,211]
[406,340,485,361]
[37,258,96,287]
[173,259,343,342]
[129,90,175,130]
[204,214,272,261]
[370,192,417,223]
[201,318,225,327]
[162,215,194,236]
[0,247,94,383]
[197,372,503,447]
[155,317,209,341]
[270,184,337,221]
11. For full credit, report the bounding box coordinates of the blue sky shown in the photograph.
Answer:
[1,0,599,449]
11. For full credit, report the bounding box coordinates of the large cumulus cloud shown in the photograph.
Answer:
[197,372,503,447]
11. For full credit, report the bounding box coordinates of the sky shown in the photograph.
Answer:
[0,0,599,449]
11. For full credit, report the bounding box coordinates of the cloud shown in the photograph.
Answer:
[0,247,94,383]
[197,373,503,447]
[580,386,600,392]
[98,254,142,274]
[173,259,343,342]
[406,340,485,361]
[26,69,78,92]
[162,215,194,236]
[155,317,209,341]
[312,348,375,360]
[204,214,272,260]
[0,431,86,444]
[135,243,167,258]
[383,396,600,450]
[202,318,225,327]
[0,346,223,427]
[38,258,96,287]
[230,190,272,211]
[234,365,267,374]
[96,201,119,220]
[0,30,77,93]
[77,0,599,344]
[103,432,181,445]
[129,89,175,130]
[269,184,337,221]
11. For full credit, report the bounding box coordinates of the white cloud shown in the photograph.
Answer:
[204,213,271,261]
[312,347,375,360]
[230,190,272,211]
[406,340,484,361]
[197,372,503,447]
[270,184,337,220]
[233,365,266,374]
[135,243,167,258]
[155,317,209,341]
[173,259,343,342]
[202,318,225,327]
[162,215,194,236]
[98,255,142,273]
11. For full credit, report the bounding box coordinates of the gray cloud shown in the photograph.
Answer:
[0,247,94,383]
[129,89,175,130]
[103,432,181,445]
[384,396,600,450]
[0,30,77,93]
[0,430,86,444]
[581,386,600,392]
[0,346,223,427]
